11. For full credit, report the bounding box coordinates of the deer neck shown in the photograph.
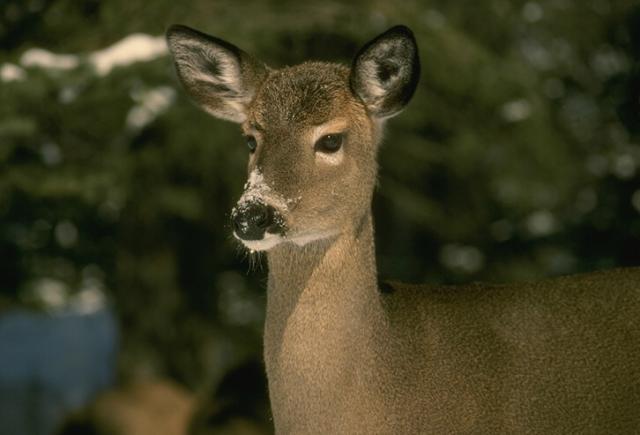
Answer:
[264,209,380,351]
[263,210,385,428]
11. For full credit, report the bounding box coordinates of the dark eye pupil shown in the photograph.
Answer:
[246,136,257,152]
[316,134,343,153]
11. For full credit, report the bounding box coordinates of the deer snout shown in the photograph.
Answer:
[232,201,284,241]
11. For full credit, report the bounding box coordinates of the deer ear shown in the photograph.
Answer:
[166,25,268,123]
[350,25,420,119]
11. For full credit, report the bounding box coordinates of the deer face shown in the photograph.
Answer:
[167,25,419,251]
[233,63,379,250]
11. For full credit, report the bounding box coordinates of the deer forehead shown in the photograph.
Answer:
[249,62,366,131]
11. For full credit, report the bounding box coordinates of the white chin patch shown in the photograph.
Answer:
[235,232,283,252]
[288,230,337,246]
[234,230,337,251]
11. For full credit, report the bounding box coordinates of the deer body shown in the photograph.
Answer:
[167,25,640,433]
[264,210,640,434]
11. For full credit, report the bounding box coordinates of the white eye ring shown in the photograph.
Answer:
[315,142,344,165]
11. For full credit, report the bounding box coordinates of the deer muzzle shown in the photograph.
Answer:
[232,200,285,241]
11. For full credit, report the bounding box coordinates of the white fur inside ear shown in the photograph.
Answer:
[357,53,404,114]
[175,39,242,91]
[170,36,251,122]
[203,100,247,122]
[358,57,389,99]
[352,31,417,118]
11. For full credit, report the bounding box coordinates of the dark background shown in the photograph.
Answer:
[1,0,639,433]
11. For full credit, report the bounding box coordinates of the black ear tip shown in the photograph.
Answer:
[165,25,242,57]
[166,24,189,38]
[165,24,216,47]
[383,25,417,41]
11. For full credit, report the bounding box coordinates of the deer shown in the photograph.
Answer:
[166,24,640,434]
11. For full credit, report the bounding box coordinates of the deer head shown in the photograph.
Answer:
[167,25,420,251]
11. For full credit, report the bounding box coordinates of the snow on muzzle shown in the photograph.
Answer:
[231,169,288,242]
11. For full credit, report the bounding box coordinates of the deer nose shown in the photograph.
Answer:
[232,201,275,241]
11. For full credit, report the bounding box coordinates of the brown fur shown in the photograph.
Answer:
[244,62,378,241]
[167,25,640,434]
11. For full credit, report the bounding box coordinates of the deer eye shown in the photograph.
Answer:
[315,133,344,153]
[245,135,257,153]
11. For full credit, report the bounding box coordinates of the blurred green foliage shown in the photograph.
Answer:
[1,0,640,401]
